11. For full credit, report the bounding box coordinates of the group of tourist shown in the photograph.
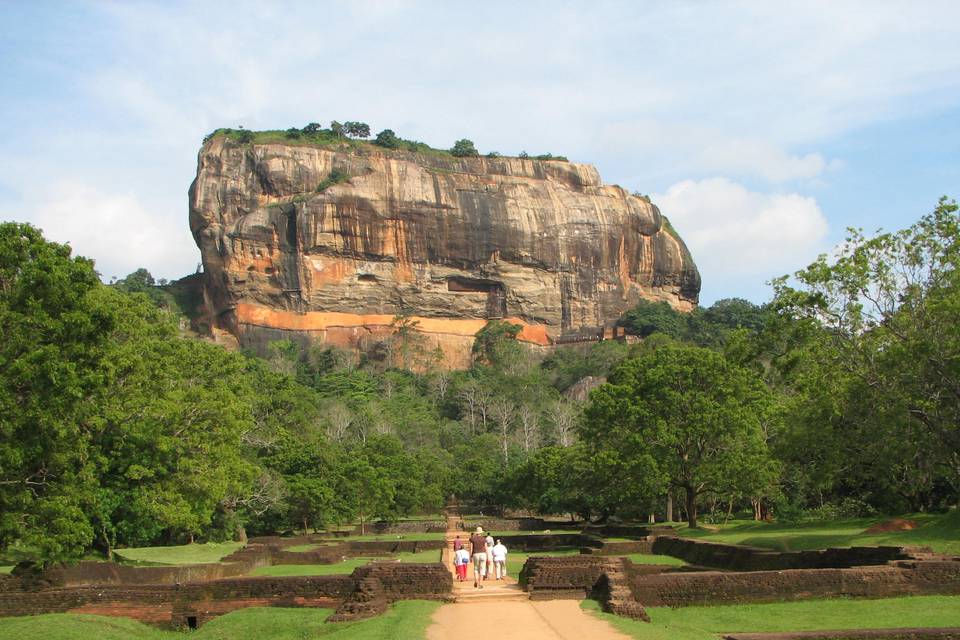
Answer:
[452,527,509,588]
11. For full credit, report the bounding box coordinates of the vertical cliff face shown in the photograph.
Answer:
[189,136,700,367]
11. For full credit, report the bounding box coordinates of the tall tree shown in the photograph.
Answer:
[0,223,111,562]
[772,197,960,506]
[584,345,779,527]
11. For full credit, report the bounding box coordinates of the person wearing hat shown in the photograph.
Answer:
[469,526,487,589]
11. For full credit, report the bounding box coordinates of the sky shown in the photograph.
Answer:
[1,1,958,305]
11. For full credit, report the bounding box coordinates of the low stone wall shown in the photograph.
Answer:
[369,520,447,534]
[628,560,960,607]
[50,559,261,587]
[650,536,913,571]
[520,555,605,599]
[0,574,355,627]
[583,540,655,555]
[582,524,675,538]
[498,533,592,551]
[463,518,548,531]
[724,630,960,640]
[17,538,445,589]
[0,563,451,628]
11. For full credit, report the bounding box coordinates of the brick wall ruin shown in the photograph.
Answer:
[650,536,912,571]
[0,564,450,629]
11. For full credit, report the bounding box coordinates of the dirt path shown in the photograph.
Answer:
[427,510,631,640]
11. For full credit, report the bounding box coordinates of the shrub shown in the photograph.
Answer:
[236,129,254,143]
[302,122,321,135]
[285,127,301,139]
[373,129,401,149]
[345,121,371,138]
[450,139,479,157]
[316,168,351,192]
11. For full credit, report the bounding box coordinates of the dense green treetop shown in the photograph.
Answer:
[584,344,780,527]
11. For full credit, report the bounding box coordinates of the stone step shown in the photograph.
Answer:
[454,589,530,603]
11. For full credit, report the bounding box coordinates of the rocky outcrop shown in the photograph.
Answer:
[189,136,700,368]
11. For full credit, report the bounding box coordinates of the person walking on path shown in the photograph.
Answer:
[469,527,488,589]
[453,535,463,552]
[484,531,495,580]
[454,546,470,581]
[492,538,508,580]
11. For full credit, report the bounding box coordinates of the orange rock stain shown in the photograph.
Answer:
[235,304,554,347]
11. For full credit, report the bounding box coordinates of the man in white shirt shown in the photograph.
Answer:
[492,539,508,580]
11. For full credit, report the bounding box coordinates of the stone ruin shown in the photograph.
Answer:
[0,522,958,631]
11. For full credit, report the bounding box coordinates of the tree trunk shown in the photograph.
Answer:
[685,486,698,528]
[666,493,673,523]
[236,525,248,544]
[648,513,655,524]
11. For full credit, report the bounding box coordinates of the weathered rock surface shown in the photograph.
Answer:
[189,137,700,367]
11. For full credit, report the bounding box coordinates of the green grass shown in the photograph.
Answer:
[251,559,372,576]
[113,541,245,565]
[285,543,324,552]
[390,551,443,563]
[0,565,12,574]
[251,551,442,576]
[582,595,960,640]
[337,532,446,541]
[0,600,441,639]
[624,553,686,566]
[675,510,960,555]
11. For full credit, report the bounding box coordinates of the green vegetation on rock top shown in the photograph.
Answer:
[204,123,569,162]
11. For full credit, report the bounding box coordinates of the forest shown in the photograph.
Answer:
[1,197,957,564]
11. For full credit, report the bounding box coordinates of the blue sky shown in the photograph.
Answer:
[1,1,958,305]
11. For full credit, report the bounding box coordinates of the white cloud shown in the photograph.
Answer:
[3,1,959,295]
[27,182,199,282]
[653,179,829,292]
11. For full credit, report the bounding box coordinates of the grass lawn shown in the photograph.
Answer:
[0,600,441,640]
[336,532,446,542]
[113,541,245,565]
[623,553,686,566]
[583,595,960,640]
[285,543,327,552]
[675,510,960,555]
[251,551,442,576]
[0,565,12,574]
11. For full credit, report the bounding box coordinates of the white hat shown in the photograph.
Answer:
[475,526,483,533]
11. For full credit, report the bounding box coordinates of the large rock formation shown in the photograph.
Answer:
[189,136,700,368]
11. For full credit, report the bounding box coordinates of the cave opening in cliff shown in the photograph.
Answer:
[357,274,378,283]
[447,276,500,293]
[447,277,507,318]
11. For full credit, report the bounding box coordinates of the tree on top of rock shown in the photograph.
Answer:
[450,139,479,157]
[373,129,401,149]
[344,122,371,139]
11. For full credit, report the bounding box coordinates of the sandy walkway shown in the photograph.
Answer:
[427,510,631,640]
[427,599,633,640]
